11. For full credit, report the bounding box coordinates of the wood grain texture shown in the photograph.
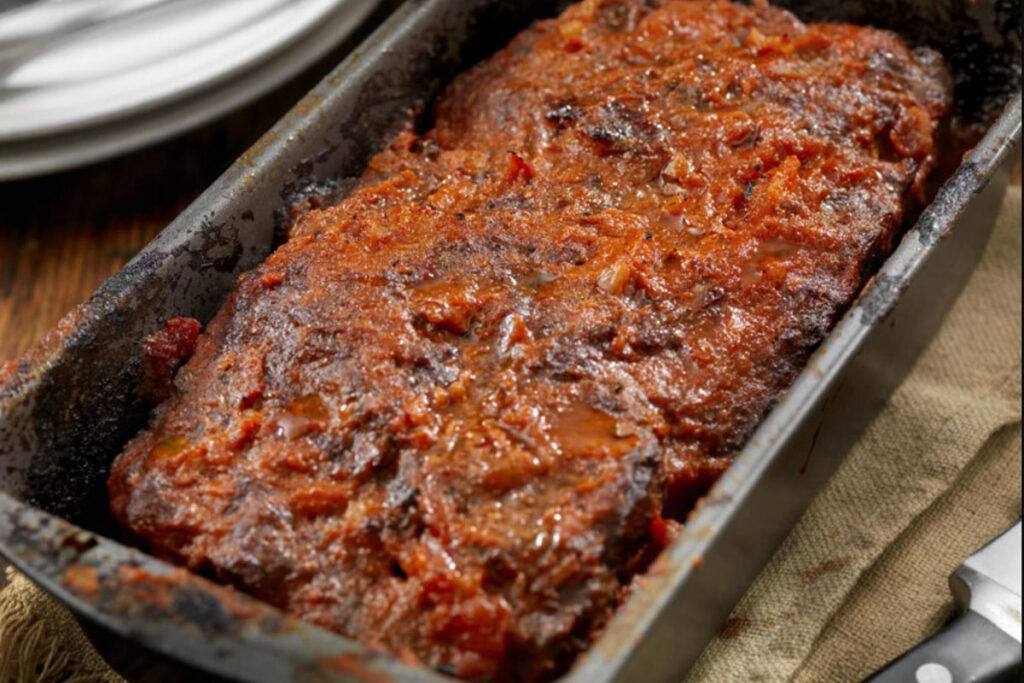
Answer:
[0,103,300,364]
[0,180,181,363]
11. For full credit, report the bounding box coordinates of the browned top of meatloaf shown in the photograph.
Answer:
[108,1,951,680]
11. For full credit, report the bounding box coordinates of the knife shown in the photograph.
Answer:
[867,521,1022,683]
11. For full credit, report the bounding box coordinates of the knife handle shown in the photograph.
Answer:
[866,610,1021,683]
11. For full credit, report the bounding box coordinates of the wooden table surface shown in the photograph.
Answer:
[0,107,291,366]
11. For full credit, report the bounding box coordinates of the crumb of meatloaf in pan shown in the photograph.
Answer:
[108,0,951,680]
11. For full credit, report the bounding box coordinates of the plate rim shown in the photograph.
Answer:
[0,0,356,142]
[0,0,377,180]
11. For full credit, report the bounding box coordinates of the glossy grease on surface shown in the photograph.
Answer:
[109,1,950,680]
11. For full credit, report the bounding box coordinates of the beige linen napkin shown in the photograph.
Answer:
[0,569,122,683]
[689,185,1022,681]
[0,188,1020,682]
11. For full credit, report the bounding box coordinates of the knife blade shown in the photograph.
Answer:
[867,521,1022,682]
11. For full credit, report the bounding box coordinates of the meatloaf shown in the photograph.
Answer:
[109,1,951,680]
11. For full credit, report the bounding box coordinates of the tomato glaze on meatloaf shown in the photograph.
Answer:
[109,1,951,679]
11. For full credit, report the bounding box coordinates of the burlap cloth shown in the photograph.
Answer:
[0,187,1019,682]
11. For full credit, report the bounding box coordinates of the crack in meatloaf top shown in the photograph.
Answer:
[109,1,951,680]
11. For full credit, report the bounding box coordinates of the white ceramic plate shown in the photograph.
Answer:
[0,0,373,141]
[0,0,378,180]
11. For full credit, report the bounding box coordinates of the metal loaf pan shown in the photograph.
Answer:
[0,0,1020,681]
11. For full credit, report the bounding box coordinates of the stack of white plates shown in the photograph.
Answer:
[0,0,378,180]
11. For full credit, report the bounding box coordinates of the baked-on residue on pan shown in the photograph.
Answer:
[109,1,950,680]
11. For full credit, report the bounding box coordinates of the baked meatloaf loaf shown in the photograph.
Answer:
[109,0,951,679]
